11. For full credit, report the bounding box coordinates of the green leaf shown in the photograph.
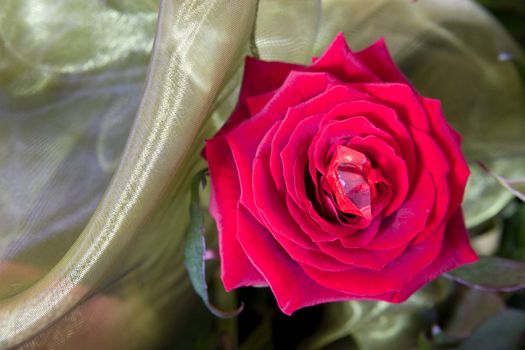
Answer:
[445,289,505,338]
[445,256,525,292]
[463,164,516,229]
[184,169,242,319]
[458,309,525,350]
[498,202,525,260]
[478,161,525,202]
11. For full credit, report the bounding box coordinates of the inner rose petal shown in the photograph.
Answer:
[316,98,418,183]
[270,84,371,192]
[281,115,374,240]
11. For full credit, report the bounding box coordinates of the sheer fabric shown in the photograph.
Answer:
[0,0,523,348]
[1,1,257,348]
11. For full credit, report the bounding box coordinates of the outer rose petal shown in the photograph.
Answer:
[355,38,411,85]
[354,83,430,131]
[409,127,451,242]
[236,205,382,315]
[316,239,407,270]
[205,137,266,289]
[242,57,303,97]
[301,222,445,296]
[422,98,470,212]
[391,210,478,302]
[219,58,302,134]
[311,32,380,83]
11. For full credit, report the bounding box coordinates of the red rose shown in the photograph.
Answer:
[205,34,477,315]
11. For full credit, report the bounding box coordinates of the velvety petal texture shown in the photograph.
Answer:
[204,33,477,315]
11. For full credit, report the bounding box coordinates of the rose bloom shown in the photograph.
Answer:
[204,33,477,315]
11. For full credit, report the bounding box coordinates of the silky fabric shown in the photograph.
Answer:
[0,0,257,348]
[0,0,523,349]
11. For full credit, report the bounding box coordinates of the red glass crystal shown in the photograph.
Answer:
[325,145,373,219]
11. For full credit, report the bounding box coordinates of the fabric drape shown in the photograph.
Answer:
[0,0,523,348]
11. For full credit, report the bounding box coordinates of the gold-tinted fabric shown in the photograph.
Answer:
[0,0,523,348]
[0,0,256,348]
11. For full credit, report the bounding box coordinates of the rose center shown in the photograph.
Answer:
[324,145,374,220]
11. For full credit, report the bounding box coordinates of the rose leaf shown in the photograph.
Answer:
[477,161,525,202]
[457,309,525,350]
[444,289,505,338]
[498,203,525,260]
[444,256,525,292]
[184,169,243,318]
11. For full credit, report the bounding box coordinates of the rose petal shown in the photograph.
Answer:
[250,125,319,249]
[355,38,411,84]
[246,91,276,117]
[301,220,445,296]
[217,58,301,135]
[317,239,407,270]
[326,99,417,182]
[367,169,435,250]
[271,233,355,272]
[205,137,266,289]
[409,127,451,242]
[241,57,303,98]
[338,216,382,248]
[422,98,470,212]
[271,84,370,192]
[310,115,396,176]
[281,113,324,209]
[354,83,430,131]
[301,260,404,296]
[390,210,478,302]
[311,32,381,83]
[287,196,380,245]
[237,205,365,315]
[226,72,335,211]
[227,120,280,212]
[254,71,336,122]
